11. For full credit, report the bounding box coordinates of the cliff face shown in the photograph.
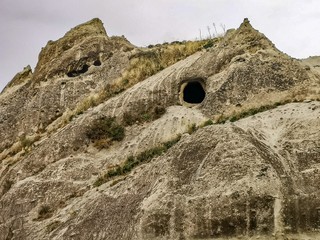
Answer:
[0,18,134,153]
[0,18,320,240]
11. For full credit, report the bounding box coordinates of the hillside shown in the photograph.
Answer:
[0,18,319,240]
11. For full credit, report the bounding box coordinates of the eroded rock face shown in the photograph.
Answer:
[0,18,134,152]
[1,65,33,93]
[0,18,320,240]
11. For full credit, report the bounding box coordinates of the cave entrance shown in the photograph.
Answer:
[181,80,206,105]
[67,64,89,78]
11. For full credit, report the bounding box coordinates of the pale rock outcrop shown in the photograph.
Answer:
[0,18,319,240]
[0,18,134,152]
[1,65,33,93]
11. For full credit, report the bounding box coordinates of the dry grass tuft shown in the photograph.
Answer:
[93,135,181,187]
[213,86,320,124]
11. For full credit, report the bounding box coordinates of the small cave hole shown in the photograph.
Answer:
[67,64,89,78]
[182,81,206,104]
[93,60,101,66]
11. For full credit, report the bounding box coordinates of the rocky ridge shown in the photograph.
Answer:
[0,18,319,239]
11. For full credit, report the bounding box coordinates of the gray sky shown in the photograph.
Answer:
[1,0,320,91]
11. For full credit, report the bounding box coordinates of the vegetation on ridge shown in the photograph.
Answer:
[214,96,320,124]
[93,136,181,187]
[120,39,215,87]
[92,118,215,187]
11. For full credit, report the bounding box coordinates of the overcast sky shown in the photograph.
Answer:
[1,0,320,91]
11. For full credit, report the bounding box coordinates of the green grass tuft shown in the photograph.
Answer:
[87,117,125,142]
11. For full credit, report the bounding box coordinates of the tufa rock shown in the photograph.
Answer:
[0,18,320,239]
[1,65,32,93]
[0,18,135,152]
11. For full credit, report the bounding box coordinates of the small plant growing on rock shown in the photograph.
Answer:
[19,134,33,149]
[87,117,125,142]
[201,119,214,127]
[188,123,197,134]
[203,40,214,49]
[18,134,41,152]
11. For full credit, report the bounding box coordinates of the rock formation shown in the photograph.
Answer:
[0,18,319,239]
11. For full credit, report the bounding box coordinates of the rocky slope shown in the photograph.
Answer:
[0,18,319,240]
[301,56,320,75]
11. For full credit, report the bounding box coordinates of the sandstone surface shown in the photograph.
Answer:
[0,18,319,240]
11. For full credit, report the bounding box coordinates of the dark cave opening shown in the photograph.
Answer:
[183,81,206,104]
[93,60,102,66]
[67,64,89,77]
